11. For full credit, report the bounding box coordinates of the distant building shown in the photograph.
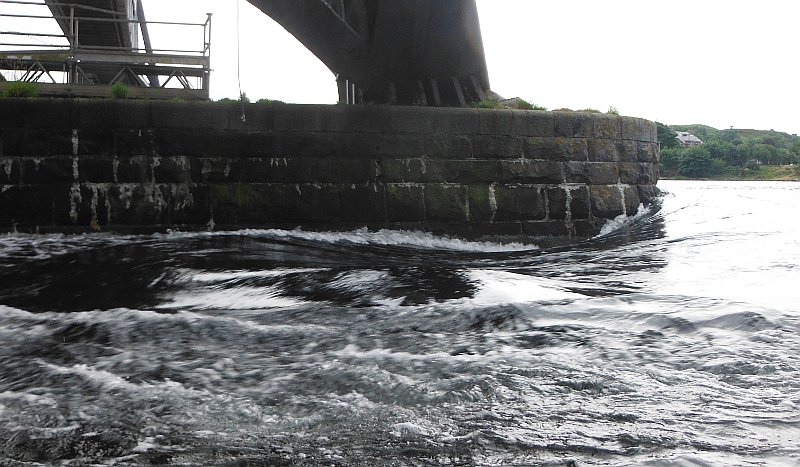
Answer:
[676,131,703,148]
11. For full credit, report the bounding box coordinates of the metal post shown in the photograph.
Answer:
[136,0,158,86]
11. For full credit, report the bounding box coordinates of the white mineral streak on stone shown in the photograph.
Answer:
[69,184,81,223]
[207,216,215,231]
[33,157,42,170]
[224,160,231,178]
[202,158,212,174]
[296,184,302,195]
[172,185,193,209]
[112,157,119,183]
[118,184,134,210]
[90,186,99,221]
[420,158,427,174]
[618,184,628,215]
[465,186,471,220]
[0,158,12,178]
[563,184,574,222]
[151,156,160,182]
[72,157,79,181]
[488,184,497,223]
[71,129,79,156]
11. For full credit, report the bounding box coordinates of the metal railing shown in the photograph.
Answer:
[0,0,211,97]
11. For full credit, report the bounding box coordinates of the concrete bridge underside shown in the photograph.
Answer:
[247,0,491,106]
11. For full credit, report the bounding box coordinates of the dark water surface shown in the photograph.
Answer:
[1,181,799,466]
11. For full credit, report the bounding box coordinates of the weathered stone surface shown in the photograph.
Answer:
[498,160,564,184]
[569,186,591,220]
[593,114,621,139]
[424,134,473,159]
[565,162,620,185]
[466,184,495,222]
[621,116,653,142]
[474,135,524,159]
[493,186,546,222]
[588,139,618,162]
[623,184,640,215]
[638,184,661,205]
[524,137,588,162]
[590,185,624,219]
[0,100,661,237]
[512,110,555,137]
[18,156,73,184]
[619,162,658,185]
[424,184,468,222]
[547,187,568,220]
[479,109,514,136]
[386,184,425,222]
[1,185,53,226]
[0,157,21,184]
[637,141,659,163]
[554,112,593,138]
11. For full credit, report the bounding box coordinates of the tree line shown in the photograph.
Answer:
[657,123,800,178]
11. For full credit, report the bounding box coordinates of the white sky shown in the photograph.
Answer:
[2,1,799,135]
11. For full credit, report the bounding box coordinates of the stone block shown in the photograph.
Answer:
[638,141,659,163]
[75,99,151,129]
[294,184,344,222]
[434,107,480,135]
[621,117,653,142]
[75,129,115,157]
[521,220,570,237]
[107,183,170,225]
[569,186,591,220]
[211,183,275,225]
[46,129,77,156]
[115,155,151,183]
[206,130,278,158]
[638,184,662,205]
[554,111,593,138]
[513,110,555,137]
[499,160,564,184]
[77,155,115,183]
[345,105,391,133]
[617,140,639,162]
[273,104,348,133]
[588,139,618,162]
[623,185,641,215]
[460,222,522,239]
[0,157,21,184]
[194,157,231,183]
[386,184,425,222]
[152,156,192,184]
[479,108,514,135]
[0,129,50,157]
[547,187,568,220]
[424,184,468,222]
[338,184,387,223]
[150,129,207,157]
[344,133,425,159]
[619,162,658,185]
[593,114,621,139]
[466,185,495,222]
[474,135,524,159]
[18,156,72,184]
[170,184,211,225]
[389,106,436,134]
[493,186,546,222]
[376,157,408,183]
[228,102,275,131]
[327,158,376,184]
[424,134,473,159]
[151,101,227,130]
[524,137,588,162]
[0,185,53,226]
[0,98,73,130]
[574,219,603,237]
[590,185,624,219]
[565,162,619,185]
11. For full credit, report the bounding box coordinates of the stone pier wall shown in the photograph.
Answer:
[0,99,659,238]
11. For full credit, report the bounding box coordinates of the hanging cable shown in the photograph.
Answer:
[237,0,246,122]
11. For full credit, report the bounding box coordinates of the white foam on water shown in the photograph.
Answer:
[596,204,652,237]
[164,227,539,253]
[468,269,582,305]
[157,286,307,311]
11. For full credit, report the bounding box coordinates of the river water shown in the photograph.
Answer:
[1,180,799,466]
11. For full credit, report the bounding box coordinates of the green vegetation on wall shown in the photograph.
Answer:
[1,81,38,98]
